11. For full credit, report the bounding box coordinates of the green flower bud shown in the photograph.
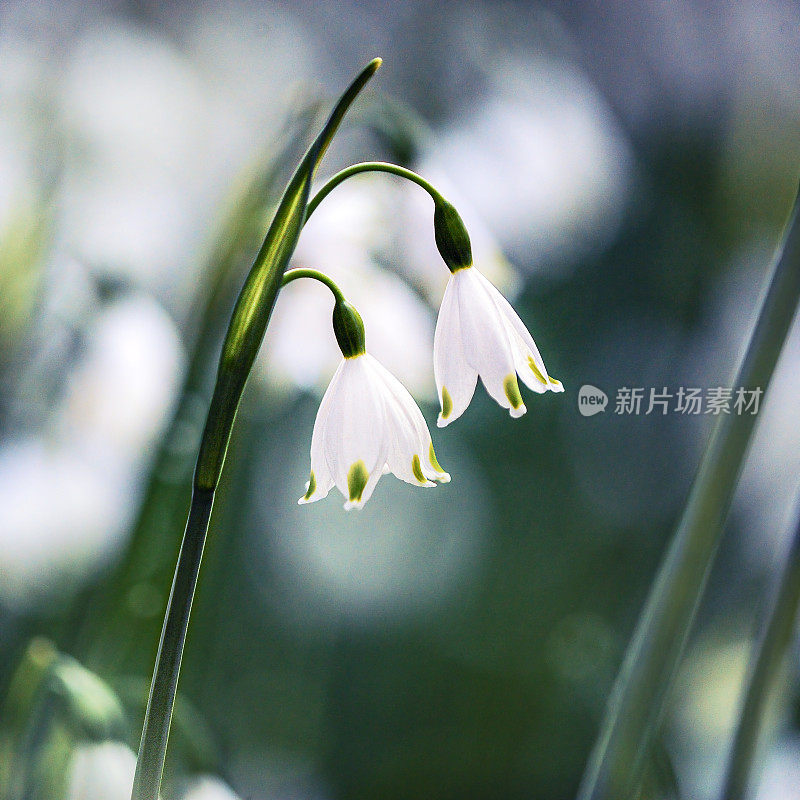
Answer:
[434,198,473,272]
[332,298,366,358]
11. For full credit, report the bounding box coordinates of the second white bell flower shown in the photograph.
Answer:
[300,352,450,510]
[434,265,563,426]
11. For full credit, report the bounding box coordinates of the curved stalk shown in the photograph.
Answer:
[719,498,800,800]
[305,161,444,221]
[281,267,346,302]
[578,183,800,800]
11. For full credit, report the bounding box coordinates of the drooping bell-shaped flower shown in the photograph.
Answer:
[300,296,449,509]
[432,198,564,426]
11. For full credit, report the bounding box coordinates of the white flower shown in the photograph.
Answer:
[299,353,450,509]
[434,265,563,426]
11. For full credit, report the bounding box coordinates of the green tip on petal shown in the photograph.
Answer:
[527,355,548,386]
[441,386,453,419]
[504,373,524,410]
[411,454,426,484]
[347,460,369,504]
[304,471,317,500]
[428,441,445,472]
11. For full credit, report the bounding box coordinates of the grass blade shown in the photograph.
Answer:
[577,183,800,800]
[719,498,800,800]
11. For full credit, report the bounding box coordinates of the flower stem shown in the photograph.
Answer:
[577,183,800,800]
[282,267,346,302]
[719,499,800,800]
[131,487,214,800]
[305,161,445,221]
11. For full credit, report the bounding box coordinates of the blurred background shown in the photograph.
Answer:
[1,0,800,798]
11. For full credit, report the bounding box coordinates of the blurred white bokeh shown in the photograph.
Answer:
[249,411,488,625]
[58,23,211,298]
[180,775,242,800]
[671,636,752,800]
[264,177,436,398]
[423,54,633,272]
[66,741,136,800]
[755,735,800,800]
[0,294,182,609]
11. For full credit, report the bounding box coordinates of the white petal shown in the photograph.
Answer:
[322,357,388,505]
[434,273,478,426]
[473,268,564,394]
[298,360,341,504]
[367,356,450,485]
[456,268,525,417]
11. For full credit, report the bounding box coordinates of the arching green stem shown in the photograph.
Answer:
[281,268,365,358]
[281,267,346,302]
[305,162,472,272]
[305,161,445,221]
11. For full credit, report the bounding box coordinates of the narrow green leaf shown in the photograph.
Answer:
[578,183,800,800]
[49,656,127,743]
[637,738,682,800]
[719,501,800,800]
[0,639,58,799]
[0,640,127,800]
[70,106,320,673]
[195,58,381,491]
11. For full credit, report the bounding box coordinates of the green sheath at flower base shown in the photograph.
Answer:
[433,197,473,272]
[332,298,366,358]
[281,268,366,358]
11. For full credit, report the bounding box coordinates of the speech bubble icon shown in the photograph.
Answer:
[578,385,608,416]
